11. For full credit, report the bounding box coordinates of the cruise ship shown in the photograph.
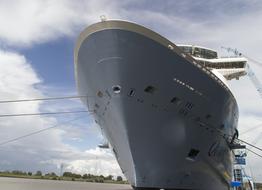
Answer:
[74,20,247,190]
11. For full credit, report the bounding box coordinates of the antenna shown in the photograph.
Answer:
[100,15,107,22]
[221,46,242,56]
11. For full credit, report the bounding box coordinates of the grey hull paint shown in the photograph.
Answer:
[75,21,238,190]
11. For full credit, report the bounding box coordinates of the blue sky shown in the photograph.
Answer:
[0,0,262,181]
[22,37,75,88]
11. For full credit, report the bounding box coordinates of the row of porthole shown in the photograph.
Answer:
[96,89,227,160]
[105,85,197,114]
[96,87,226,153]
[97,85,216,124]
[104,80,202,107]
[97,85,181,113]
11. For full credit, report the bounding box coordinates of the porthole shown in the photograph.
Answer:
[185,102,194,109]
[144,86,156,94]
[170,97,181,104]
[128,88,136,97]
[171,97,177,103]
[186,149,200,161]
[112,85,121,94]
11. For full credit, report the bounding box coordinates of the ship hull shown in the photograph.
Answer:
[75,21,238,190]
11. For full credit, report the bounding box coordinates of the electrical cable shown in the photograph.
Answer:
[196,119,262,154]
[213,124,262,154]
[0,116,87,146]
[0,95,88,104]
[237,138,262,153]
[246,148,262,159]
[0,110,91,118]
[1,96,261,160]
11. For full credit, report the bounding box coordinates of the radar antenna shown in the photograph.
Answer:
[221,47,262,99]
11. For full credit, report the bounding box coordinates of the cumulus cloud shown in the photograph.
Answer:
[39,148,123,177]
[65,148,122,177]
[0,49,120,176]
[0,49,66,166]
[0,0,121,47]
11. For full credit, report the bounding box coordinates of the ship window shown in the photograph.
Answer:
[185,102,194,109]
[170,97,181,104]
[128,88,136,97]
[187,148,200,161]
[179,46,193,55]
[112,85,121,94]
[144,86,156,94]
[170,97,178,103]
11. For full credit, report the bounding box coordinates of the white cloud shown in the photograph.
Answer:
[0,49,119,176]
[0,0,121,47]
[0,49,67,156]
[39,148,123,177]
[65,148,122,177]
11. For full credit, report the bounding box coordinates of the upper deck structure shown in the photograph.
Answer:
[178,45,247,81]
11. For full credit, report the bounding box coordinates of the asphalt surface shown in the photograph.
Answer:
[0,177,132,190]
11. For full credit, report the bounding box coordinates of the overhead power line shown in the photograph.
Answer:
[201,122,262,154]
[0,116,86,146]
[196,120,262,155]
[0,92,261,160]
[0,95,88,104]
[0,110,91,118]
[237,138,262,153]
[246,147,262,159]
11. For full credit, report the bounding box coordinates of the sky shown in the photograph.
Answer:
[0,0,262,182]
